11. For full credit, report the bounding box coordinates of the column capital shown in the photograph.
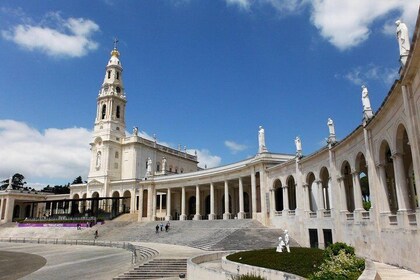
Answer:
[302,183,309,188]
[336,176,344,182]
[391,151,403,159]
[315,180,322,185]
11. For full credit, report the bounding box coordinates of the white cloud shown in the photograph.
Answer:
[310,0,418,50]
[226,0,252,10]
[343,64,398,86]
[1,13,99,58]
[224,140,248,154]
[263,0,308,14]
[188,149,222,169]
[0,120,91,184]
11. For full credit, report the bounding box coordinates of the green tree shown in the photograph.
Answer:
[1,173,27,190]
[72,176,83,184]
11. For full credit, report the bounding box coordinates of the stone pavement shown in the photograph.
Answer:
[0,243,132,280]
[374,262,420,280]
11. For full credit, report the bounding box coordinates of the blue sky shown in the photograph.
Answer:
[0,0,418,186]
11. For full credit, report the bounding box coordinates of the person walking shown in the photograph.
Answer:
[155,224,159,234]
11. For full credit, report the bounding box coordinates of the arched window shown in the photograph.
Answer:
[156,163,160,172]
[101,104,106,119]
[116,72,119,80]
[107,71,111,79]
[116,106,120,118]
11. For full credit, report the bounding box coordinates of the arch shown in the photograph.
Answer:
[395,124,417,210]
[286,175,296,210]
[91,191,100,216]
[379,140,398,214]
[111,191,120,218]
[341,161,355,212]
[116,105,120,118]
[320,167,330,210]
[72,193,80,215]
[355,152,370,210]
[306,172,317,212]
[273,179,283,211]
[101,104,106,119]
[123,190,131,213]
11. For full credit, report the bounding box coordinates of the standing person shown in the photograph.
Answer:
[155,224,159,234]
[165,223,169,232]
[160,223,163,231]
[94,230,98,239]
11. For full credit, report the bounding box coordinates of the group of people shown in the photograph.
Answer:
[155,222,170,233]
[76,221,94,230]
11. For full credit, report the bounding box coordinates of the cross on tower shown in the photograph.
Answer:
[113,37,119,50]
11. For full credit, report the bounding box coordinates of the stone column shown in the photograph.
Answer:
[138,187,144,221]
[166,188,172,221]
[223,181,230,220]
[376,164,391,213]
[327,178,332,210]
[238,177,245,219]
[352,172,364,211]
[251,172,257,218]
[130,189,136,213]
[159,194,163,214]
[180,186,187,220]
[152,188,157,220]
[282,186,289,216]
[4,197,14,223]
[147,186,153,220]
[0,199,4,221]
[194,185,201,220]
[337,177,347,211]
[392,153,410,211]
[316,180,325,213]
[209,183,215,220]
[302,183,309,212]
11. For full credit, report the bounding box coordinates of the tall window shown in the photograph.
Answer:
[116,106,120,118]
[101,104,106,119]
[108,71,111,79]
[116,72,119,80]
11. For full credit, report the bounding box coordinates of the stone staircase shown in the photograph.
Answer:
[114,258,187,280]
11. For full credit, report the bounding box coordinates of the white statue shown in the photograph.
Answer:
[284,230,290,253]
[258,126,267,153]
[146,157,152,176]
[327,118,335,136]
[276,236,285,252]
[361,85,373,120]
[327,118,337,145]
[295,137,302,157]
[6,177,13,190]
[133,127,138,136]
[162,157,167,173]
[396,20,410,65]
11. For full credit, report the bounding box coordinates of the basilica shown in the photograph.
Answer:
[1,14,420,274]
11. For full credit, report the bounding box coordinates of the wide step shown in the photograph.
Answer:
[114,258,187,280]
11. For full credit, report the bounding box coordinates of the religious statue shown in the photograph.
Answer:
[295,137,302,157]
[361,85,373,120]
[133,126,138,136]
[258,126,267,153]
[6,177,13,190]
[276,236,285,252]
[146,157,152,176]
[327,118,335,136]
[96,151,101,170]
[284,230,290,253]
[162,157,167,173]
[327,118,337,145]
[396,20,410,66]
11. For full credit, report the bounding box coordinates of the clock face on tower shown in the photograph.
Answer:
[116,86,121,93]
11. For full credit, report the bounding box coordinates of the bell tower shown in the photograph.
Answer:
[88,40,127,186]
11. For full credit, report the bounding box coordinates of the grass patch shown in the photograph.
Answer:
[226,247,324,278]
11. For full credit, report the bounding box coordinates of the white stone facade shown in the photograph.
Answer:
[0,12,414,274]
